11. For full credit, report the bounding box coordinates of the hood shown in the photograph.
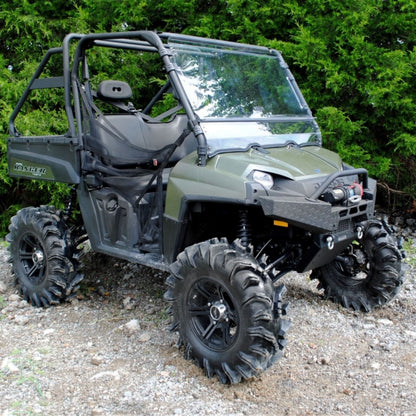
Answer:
[212,145,343,180]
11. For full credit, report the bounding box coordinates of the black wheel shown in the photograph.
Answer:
[164,238,290,384]
[311,220,404,312]
[6,206,84,307]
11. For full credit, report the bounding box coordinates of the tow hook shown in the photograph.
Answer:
[356,225,364,240]
[326,235,335,250]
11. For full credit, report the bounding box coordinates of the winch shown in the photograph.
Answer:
[321,182,363,205]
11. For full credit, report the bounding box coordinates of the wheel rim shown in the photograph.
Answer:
[18,232,46,285]
[187,278,239,351]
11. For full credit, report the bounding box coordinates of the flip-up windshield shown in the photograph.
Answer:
[169,41,321,155]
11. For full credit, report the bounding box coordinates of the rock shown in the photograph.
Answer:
[122,296,135,310]
[0,281,7,293]
[320,357,331,365]
[124,319,140,334]
[370,362,381,370]
[123,391,133,399]
[406,218,416,227]
[97,286,106,296]
[14,315,29,325]
[18,300,28,309]
[377,318,393,326]
[342,388,353,396]
[91,355,104,366]
[369,339,380,349]
[90,370,121,381]
[1,357,19,374]
[381,342,396,352]
[123,273,134,280]
[137,331,151,343]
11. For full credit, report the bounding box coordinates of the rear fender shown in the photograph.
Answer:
[7,135,80,183]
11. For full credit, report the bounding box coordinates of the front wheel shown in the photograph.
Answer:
[311,220,404,311]
[165,238,290,384]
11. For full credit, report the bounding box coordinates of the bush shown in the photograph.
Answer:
[2,0,416,236]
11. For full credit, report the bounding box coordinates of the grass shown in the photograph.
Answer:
[403,239,416,269]
[7,349,45,398]
[10,401,37,416]
[0,295,6,320]
[1,347,56,415]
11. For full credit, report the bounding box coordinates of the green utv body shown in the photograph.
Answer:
[6,31,404,383]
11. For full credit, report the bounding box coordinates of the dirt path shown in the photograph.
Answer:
[1,246,415,416]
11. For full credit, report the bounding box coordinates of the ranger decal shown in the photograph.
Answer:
[14,162,47,177]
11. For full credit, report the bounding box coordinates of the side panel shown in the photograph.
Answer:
[77,181,169,271]
[7,135,80,184]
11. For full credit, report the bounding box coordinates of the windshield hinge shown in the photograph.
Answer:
[252,145,269,154]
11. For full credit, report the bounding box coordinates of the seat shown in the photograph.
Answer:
[85,79,197,172]
[96,80,135,112]
[98,80,133,101]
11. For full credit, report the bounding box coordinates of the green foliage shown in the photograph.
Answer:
[269,0,416,203]
[403,239,416,269]
[1,0,416,236]
[315,106,392,179]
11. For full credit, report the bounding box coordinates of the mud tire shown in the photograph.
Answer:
[165,238,289,384]
[6,206,84,307]
[311,220,404,312]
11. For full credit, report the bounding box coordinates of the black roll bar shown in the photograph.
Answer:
[8,47,64,137]
[69,31,209,164]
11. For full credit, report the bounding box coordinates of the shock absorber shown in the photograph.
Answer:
[237,209,252,248]
[64,187,77,220]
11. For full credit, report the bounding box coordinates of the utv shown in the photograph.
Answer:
[6,31,403,383]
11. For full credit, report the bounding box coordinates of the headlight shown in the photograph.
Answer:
[252,170,274,189]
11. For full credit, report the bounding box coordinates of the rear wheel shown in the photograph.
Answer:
[165,238,290,384]
[311,220,403,311]
[6,206,84,307]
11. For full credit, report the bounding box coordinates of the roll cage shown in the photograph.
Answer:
[8,31,315,167]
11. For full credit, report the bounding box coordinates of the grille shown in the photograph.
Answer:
[338,219,352,232]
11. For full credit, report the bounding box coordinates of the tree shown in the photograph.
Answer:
[1,0,416,236]
[269,0,416,204]
[0,0,82,233]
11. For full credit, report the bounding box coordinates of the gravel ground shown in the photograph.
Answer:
[0,230,415,416]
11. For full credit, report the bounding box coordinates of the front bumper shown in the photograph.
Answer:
[258,171,376,234]
[257,170,377,271]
